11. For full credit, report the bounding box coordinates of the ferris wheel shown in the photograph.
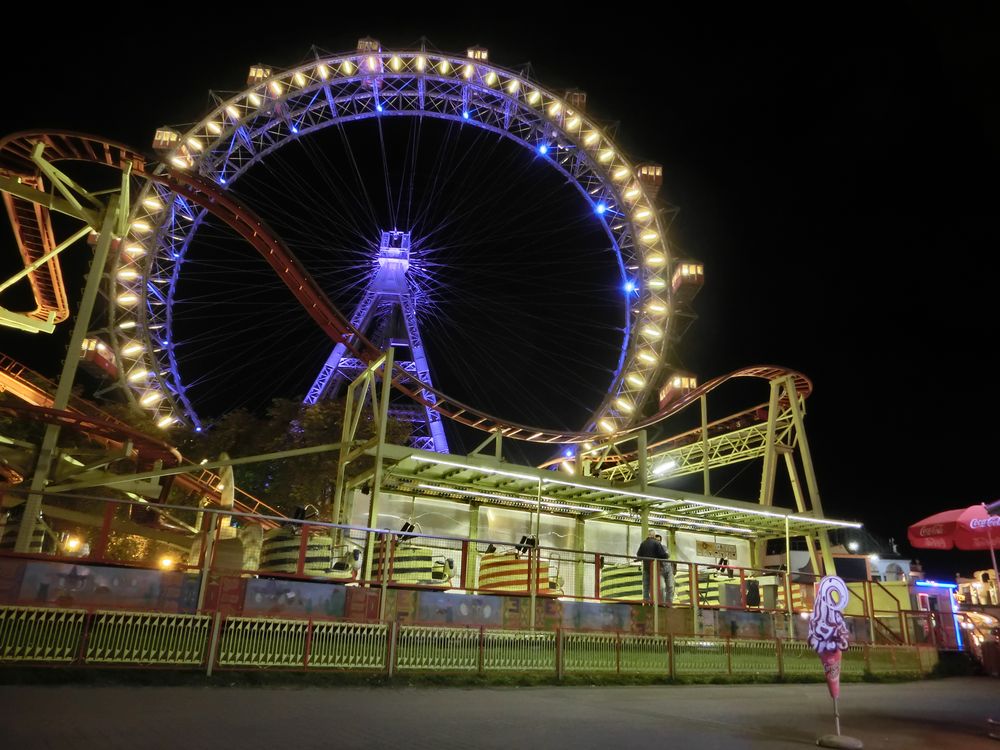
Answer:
[106,40,689,446]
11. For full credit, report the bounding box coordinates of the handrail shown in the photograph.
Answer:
[871,616,905,646]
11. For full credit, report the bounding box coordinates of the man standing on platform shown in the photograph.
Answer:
[655,534,675,605]
[636,529,662,603]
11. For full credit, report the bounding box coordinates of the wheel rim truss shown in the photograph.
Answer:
[110,50,676,441]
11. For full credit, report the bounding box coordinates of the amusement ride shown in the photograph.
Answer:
[0,39,858,614]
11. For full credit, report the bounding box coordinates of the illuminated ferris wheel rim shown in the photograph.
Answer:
[111,46,677,439]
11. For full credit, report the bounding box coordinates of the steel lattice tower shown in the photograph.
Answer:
[304,230,449,453]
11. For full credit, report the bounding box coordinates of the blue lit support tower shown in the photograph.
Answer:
[305,230,449,453]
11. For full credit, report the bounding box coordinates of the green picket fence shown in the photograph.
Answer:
[0,605,939,678]
[86,611,210,665]
[0,605,85,662]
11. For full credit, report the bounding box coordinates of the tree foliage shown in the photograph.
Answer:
[181,397,410,518]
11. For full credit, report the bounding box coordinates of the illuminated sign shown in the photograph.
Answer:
[915,580,958,589]
[696,540,738,559]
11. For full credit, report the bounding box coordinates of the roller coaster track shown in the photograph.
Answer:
[597,404,792,482]
[0,353,283,523]
[1,130,811,446]
[537,365,811,477]
[2,176,69,326]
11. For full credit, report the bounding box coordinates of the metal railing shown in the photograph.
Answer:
[0,491,965,660]
[483,629,556,672]
[85,610,210,665]
[1,493,820,612]
[0,605,85,662]
[0,603,939,679]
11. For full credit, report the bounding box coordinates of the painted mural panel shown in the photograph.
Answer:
[242,577,346,618]
[15,560,199,612]
[562,599,631,632]
[417,591,503,626]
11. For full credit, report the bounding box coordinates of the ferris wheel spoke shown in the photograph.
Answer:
[333,121,382,233]
[234,156,372,250]
[113,48,676,438]
[373,114,396,228]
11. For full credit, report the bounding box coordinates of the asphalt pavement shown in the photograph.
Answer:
[1,677,997,749]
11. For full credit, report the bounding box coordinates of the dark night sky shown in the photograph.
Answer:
[1,5,997,579]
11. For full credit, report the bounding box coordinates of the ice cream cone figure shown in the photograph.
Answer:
[809,576,863,748]
[819,648,842,700]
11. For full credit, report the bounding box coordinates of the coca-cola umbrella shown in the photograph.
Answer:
[908,503,1000,590]
[908,503,1000,551]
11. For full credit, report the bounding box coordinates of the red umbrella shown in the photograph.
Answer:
[908,504,1000,551]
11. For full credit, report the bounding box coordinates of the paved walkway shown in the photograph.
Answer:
[1,678,997,748]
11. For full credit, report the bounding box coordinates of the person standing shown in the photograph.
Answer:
[655,534,675,605]
[636,529,662,603]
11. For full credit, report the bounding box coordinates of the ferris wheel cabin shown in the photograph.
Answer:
[658,372,698,410]
[672,261,705,304]
[636,162,663,197]
[79,337,118,380]
[564,89,587,112]
[247,65,272,85]
[152,127,195,169]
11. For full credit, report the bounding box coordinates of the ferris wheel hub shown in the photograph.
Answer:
[377,230,411,272]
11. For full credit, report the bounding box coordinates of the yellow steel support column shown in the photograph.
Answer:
[690,562,700,634]
[754,380,782,567]
[378,533,392,621]
[785,517,794,621]
[195,512,219,611]
[529,478,541,630]
[637,430,648,492]
[781,449,820,575]
[700,395,711,494]
[783,376,835,574]
[465,501,480,591]
[575,517,586,598]
[758,379,782,507]
[363,349,394,584]
[331,373,368,530]
[15,195,120,552]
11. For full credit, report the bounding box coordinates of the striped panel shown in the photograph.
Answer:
[600,564,643,601]
[0,605,85,662]
[483,629,555,671]
[371,544,435,584]
[259,529,334,576]
[218,616,308,667]
[0,521,46,552]
[674,569,721,606]
[86,611,210,665]
[308,622,387,669]
[478,552,554,593]
[674,567,692,604]
[396,625,479,671]
[776,582,807,611]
